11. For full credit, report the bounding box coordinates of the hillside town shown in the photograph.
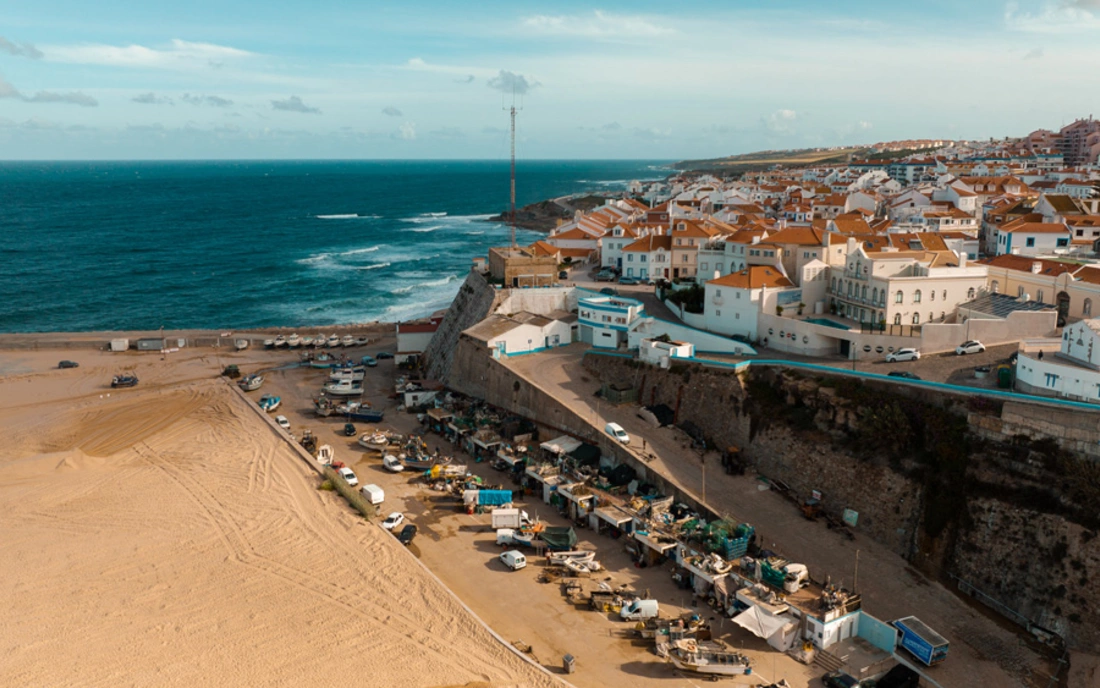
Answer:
[475,117,1100,405]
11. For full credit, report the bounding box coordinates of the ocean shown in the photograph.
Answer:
[0,160,668,333]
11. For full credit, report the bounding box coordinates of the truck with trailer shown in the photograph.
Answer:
[892,615,949,666]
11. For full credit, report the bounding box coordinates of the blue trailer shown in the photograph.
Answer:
[345,408,384,423]
[892,616,949,666]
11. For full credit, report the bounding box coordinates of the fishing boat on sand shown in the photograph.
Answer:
[235,339,249,351]
[312,334,326,348]
[238,374,264,391]
[548,550,596,566]
[359,431,395,451]
[327,334,340,348]
[310,353,335,368]
[274,335,287,348]
[287,333,301,348]
[329,366,365,382]
[317,445,334,465]
[301,336,314,347]
[401,453,451,471]
[667,639,751,677]
[323,379,363,396]
[263,338,275,349]
[341,334,355,347]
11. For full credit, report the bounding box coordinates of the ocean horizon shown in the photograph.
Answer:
[0,159,669,334]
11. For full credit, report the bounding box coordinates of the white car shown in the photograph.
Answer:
[337,466,359,487]
[605,422,630,445]
[886,348,921,363]
[955,340,986,355]
[381,512,405,531]
[275,415,290,431]
[382,454,405,473]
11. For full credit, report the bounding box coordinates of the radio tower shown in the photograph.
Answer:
[507,88,519,248]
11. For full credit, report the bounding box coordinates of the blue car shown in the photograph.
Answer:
[618,276,638,285]
[361,355,377,367]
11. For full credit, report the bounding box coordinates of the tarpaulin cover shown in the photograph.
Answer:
[476,490,514,506]
[569,443,601,466]
[731,605,790,641]
[540,526,578,550]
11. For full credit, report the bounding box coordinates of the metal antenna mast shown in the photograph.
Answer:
[506,87,520,248]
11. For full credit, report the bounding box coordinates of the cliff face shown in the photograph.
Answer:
[583,356,1100,650]
[422,271,500,384]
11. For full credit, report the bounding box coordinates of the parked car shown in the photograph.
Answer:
[500,550,527,570]
[360,355,377,367]
[885,348,921,363]
[874,663,920,688]
[337,466,359,487]
[599,287,616,295]
[382,512,405,531]
[822,672,866,688]
[343,422,356,437]
[558,270,568,280]
[111,375,139,388]
[955,340,986,355]
[605,422,630,444]
[376,352,394,359]
[888,371,921,380]
[275,415,291,431]
[594,271,616,282]
[58,360,79,369]
[618,276,639,285]
[382,454,405,472]
[397,524,417,546]
[489,457,510,472]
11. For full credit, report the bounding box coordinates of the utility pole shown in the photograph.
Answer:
[506,89,519,249]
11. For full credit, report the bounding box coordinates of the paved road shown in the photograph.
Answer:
[504,345,1054,688]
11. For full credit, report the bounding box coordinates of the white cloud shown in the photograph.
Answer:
[44,38,255,69]
[487,70,538,95]
[1023,47,1045,59]
[396,121,416,140]
[0,36,43,59]
[0,74,97,107]
[404,57,493,79]
[763,109,798,132]
[271,95,320,114]
[1005,1,1100,32]
[858,120,874,130]
[522,11,674,39]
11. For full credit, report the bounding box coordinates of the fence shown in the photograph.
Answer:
[320,465,375,521]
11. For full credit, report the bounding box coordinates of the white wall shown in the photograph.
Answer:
[397,330,436,354]
[1016,352,1100,402]
[703,284,761,339]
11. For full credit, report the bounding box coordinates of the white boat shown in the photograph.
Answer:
[562,558,602,574]
[317,445,334,465]
[238,374,264,391]
[301,336,314,347]
[323,379,364,396]
[311,334,325,348]
[329,367,366,382]
[310,353,334,369]
[667,640,751,677]
[287,333,301,348]
[359,431,393,451]
[548,550,596,565]
[263,339,275,349]
[355,336,370,346]
[274,335,287,348]
[235,339,249,351]
[327,334,340,348]
[341,335,355,347]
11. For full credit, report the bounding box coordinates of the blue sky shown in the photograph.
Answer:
[1,0,1099,159]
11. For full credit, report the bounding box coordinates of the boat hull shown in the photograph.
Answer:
[668,653,751,676]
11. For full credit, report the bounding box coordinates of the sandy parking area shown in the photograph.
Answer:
[0,344,558,688]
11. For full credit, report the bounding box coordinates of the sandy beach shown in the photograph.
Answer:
[0,341,559,688]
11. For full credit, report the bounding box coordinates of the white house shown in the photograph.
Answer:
[600,223,642,269]
[621,234,672,281]
[577,293,646,349]
[464,311,572,358]
[638,337,694,368]
[992,219,1071,256]
[1015,320,1100,403]
[703,266,795,340]
[396,320,441,365]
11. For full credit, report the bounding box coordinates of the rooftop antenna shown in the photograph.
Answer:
[505,85,522,248]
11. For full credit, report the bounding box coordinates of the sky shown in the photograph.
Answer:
[1,0,1099,160]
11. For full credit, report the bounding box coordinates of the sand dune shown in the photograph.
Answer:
[0,361,558,688]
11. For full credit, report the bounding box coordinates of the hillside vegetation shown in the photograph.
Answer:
[677,147,867,175]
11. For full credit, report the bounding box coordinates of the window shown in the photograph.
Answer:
[1057,238,1069,248]
[627,254,634,262]
[676,238,682,246]
[930,290,935,302]
[700,262,708,271]
[967,287,976,299]
[942,290,946,301]
[831,277,837,291]
[895,290,903,303]
[992,280,999,294]
[894,314,902,325]
[861,285,868,301]
[1018,286,1025,297]
[1085,298,1093,317]
[872,287,878,303]
[715,310,720,317]
[941,311,946,320]
[912,313,920,324]
[716,263,723,273]
[1037,289,1044,303]
[1044,373,1059,388]
[913,290,922,304]
[682,254,688,263]
[929,312,934,322]
[1026,237,1036,247]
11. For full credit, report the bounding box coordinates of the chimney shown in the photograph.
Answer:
[959,252,967,268]
[1031,261,1042,274]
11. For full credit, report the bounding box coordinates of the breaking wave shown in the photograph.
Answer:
[337,245,381,256]
[356,262,391,271]
[390,274,458,294]
[315,213,381,219]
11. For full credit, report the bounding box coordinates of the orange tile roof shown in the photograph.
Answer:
[707,265,793,290]
[552,227,599,241]
[623,235,672,252]
[980,255,1078,276]
[765,227,828,246]
[998,220,1069,235]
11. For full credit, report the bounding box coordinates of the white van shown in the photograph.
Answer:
[360,483,384,505]
[605,422,630,445]
[619,598,659,621]
[500,550,527,571]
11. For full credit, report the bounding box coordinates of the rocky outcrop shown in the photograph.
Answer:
[422,271,500,384]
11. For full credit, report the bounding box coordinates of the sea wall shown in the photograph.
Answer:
[581,355,1100,649]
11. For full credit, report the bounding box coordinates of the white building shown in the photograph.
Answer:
[464,312,572,358]
[992,219,1071,256]
[1015,319,1100,403]
[577,293,646,349]
[638,337,694,368]
[703,266,795,340]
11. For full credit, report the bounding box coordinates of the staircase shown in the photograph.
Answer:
[813,648,846,673]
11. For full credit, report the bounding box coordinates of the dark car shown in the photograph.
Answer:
[489,457,509,472]
[599,287,616,295]
[594,271,616,282]
[730,334,752,345]
[558,270,568,280]
[376,352,394,359]
[343,423,356,437]
[875,664,919,688]
[111,375,139,388]
[822,671,864,688]
[58,360,79,369]
[887,371,921,380]
[397,524,417,545]
[618,276,639,285]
